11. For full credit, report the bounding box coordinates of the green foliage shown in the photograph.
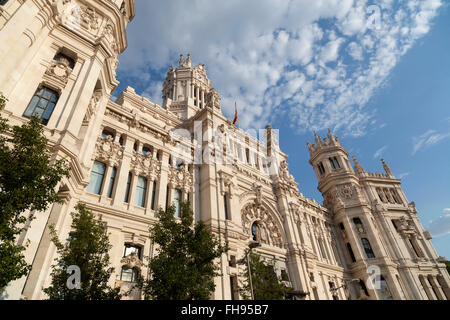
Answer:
[140,202,228,300]
[43,203,122,300]
[0,93,70,291]
[445,261,450,274]
[239,252,292,300]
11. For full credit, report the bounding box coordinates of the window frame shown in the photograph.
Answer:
[23,86,59,126]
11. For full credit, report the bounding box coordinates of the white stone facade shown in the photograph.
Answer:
[0,0,449,300]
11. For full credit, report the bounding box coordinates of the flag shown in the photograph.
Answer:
[233,101,238,125]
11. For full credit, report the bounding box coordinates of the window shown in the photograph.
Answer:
[174,189,182,217]
[175,159,184,169]
[101,129,115,140]
[281,269,289,281]
[359,279,370,297]
[409,239,421,258]
[123,244,142,259]
[245,148,250,164]
[392,219,399,231]
[361,238,375,258]
[346,243,356,262]
[119,135,124,146]
[251,222,258,241]
[135,176,147,207]
[86,161,106,195]
[124,172,132,203]
[106,167,117,198]
[142,145,152,156]
[329,157,340,169]
[54,52,75,69]
[119,266,139,282]
[339,223,345,230]
[133,141,138,152]
[224,194,230,220]
[377,276,393,300]
[317,162,326,175]
[23,86,59,125]
[151,180,157,210]
[353,217,365,233]
[229,255,236,267]
[0,1,10,6]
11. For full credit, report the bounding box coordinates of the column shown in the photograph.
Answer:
[127,173,137,209]
[145,178,154,213]
[101,165,114,198]
[196,86,200,107]
[201,89,205,108]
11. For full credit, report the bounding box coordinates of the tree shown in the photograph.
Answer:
[0,93,70,291]
[140,201,228,300]
[43,203,122,300]
[239,252,292,300]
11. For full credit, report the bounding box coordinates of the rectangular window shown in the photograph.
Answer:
[135,176,147,207]
[347,243,356,262]
[224,194,230,220]
[124,172,132,203]
[318,162,326,175]
[23,86,59,125]
[86,161,106,195]
[106,167,117,198]
[281,269,289,281]
[123,244,142,260]
[174,189,182,217]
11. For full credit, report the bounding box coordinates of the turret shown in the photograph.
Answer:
[162,54,221,120]
[307,129,354,186]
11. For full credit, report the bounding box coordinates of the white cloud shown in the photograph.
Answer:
[397,172,410,179]
[117,0,443,135]
[412,129,450,155]
[373,145,387,159]
[427,209,450,238]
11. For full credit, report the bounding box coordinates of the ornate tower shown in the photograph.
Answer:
[308,131,450,300]
[162,53,222,120]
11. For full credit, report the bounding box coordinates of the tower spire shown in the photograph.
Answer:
[352,156,365,175]
[381,158,393,176]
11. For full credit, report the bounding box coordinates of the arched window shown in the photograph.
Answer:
[23,86,59,125]
[251,222,258,241]
[142,145,153,156]
[86,161,106,195]
[101,129,115,140]
[361,238,375,258]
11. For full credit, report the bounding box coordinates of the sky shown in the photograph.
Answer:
[114,0,450,258]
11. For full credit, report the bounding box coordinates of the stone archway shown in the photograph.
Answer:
[241,203,285,248]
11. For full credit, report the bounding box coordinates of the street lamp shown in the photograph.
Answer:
[237,240,261,300]
[330,278,359,300]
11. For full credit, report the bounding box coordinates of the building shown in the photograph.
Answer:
[0,0,449,300]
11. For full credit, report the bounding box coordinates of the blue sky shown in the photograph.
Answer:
[115,0,449,257]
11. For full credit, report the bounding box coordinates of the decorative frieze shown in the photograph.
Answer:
[130,152,161,180]
[93,136,124,167]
